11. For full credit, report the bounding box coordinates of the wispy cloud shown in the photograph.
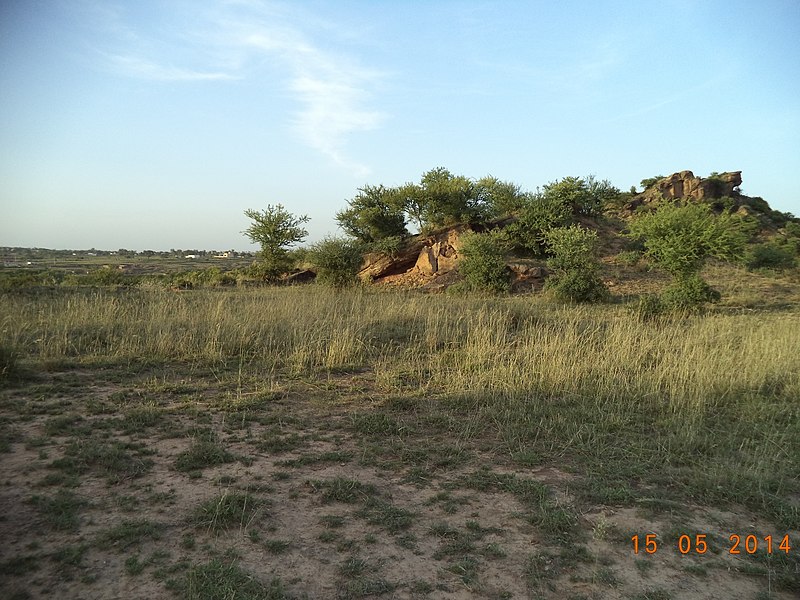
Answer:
[92,1,385,176]
[106,54,237,82]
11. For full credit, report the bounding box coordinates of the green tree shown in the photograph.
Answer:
[474,176,528,218]
[243,204,309,280]
[416,167,484,230]
[336,185,408,243]
[541,175,619,217]
[628,202,752,309]
[505,191,573,255]
[543,225,609,303]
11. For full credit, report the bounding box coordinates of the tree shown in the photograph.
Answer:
[336,185,408,243]
[475,176,528,218]
[628,202,753,309]
[541,175,619,217]
[243,204,309,280]
[505,190,573,255]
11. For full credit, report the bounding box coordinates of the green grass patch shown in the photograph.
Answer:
[95,519,163,550]
[177,558,292,600]
[50,438,154,483]
[27,490,87,531]
[175,437,235,473]
[310,478,377,504]
[191,492,263,533]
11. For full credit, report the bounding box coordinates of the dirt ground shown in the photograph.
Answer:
[1,368,797,599]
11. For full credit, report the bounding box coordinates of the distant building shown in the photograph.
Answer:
[184,254,198,259]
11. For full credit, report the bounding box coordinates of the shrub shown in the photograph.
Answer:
[628,201,753,308]
[307,237,364,288]
[745,242,797,271]
[545,269,609,303]
[543,225,609,303]
[629,202,752,278]
[505,192,572,254]
[661,275,721,311]
[457,231,511,293]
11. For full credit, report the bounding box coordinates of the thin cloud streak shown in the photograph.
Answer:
[107,54,238,82]
[96,1,385,176]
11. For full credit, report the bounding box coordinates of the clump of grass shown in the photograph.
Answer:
[256,432,303,454]
[95,519,162,550]
[337,556,395,598]
[310,478,377,504]
[120,405,162,434]
[350,412,408,436]
[276,451,352,468]
[263,540,291,554]
[179,559,292,600]
[27,490,87,531]
[0,344,20,382]
[50,438,154,483]
[360,498,414,534]
[191,491,262,533]
[175,437,235,473]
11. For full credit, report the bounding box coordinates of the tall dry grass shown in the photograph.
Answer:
[2,285,798,523]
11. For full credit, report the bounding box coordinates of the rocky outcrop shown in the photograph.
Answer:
[626,170,742,212]
[359,225,472,286]
[508,262,548,292]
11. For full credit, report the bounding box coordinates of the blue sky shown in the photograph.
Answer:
[1,0,799,251]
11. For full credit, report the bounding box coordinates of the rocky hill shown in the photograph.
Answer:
[354,170,797,291]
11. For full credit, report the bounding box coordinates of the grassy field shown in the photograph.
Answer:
[1,279,799,599]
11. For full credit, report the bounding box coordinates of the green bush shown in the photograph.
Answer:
[628,201,752,308]
[545,269,609,303]
[628,202,751,278]
[307,237,364,288]
[661,275,721,311]
[543,225,609,303]
[457,231,511,293]
[745,242,797,270]
[505,193,572,254]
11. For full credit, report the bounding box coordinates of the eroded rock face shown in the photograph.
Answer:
[627,170,742,212]
[359,225,471,286]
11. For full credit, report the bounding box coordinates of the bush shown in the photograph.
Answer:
[457,231,511,293]
[505,192,572,254]
[628,202,752,278]
[307,237,364,288]
[545,269,609,303]
[661,275,721,311]
[745,242,797,271]
[628,201,753,308]
[543,226,609,303]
